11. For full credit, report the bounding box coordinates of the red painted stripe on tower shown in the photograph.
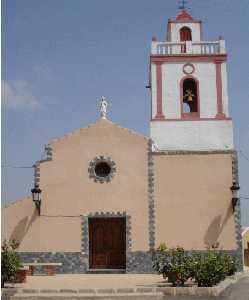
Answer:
[154,62,165,120]
[215,61,226,119]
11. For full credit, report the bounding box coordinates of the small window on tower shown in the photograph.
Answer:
[180,27,192,53]
[182,78,198,115]
[180,27,192,42]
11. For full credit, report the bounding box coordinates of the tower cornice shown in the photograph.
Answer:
[168,20,202,24]
[150,54,227,63]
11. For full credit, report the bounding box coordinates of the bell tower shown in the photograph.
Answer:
[149,8,233,151]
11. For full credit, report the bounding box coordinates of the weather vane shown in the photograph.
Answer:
[178,0,188,10]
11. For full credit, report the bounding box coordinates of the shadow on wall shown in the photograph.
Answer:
[204,206,233,248]
[9,209,38,245]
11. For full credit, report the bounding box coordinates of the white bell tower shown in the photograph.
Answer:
[149,9,234,151]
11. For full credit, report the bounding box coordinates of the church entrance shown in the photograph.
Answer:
[89,217,126,269]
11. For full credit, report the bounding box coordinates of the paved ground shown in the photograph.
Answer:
[4,273,249,299]
[8,274,167,289]
[163,277,249,300]
[220,276,249,300]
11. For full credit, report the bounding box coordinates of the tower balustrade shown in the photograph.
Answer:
[151,39,226,55]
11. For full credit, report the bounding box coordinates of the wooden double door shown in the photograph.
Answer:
[89,217,126,269]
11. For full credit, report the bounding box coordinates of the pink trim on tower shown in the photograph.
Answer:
[154,62,165,120]
[215,61,226,119]
[169,20,202,24]
[180,75,200,120]
[151,54,227,63]
[151,117,232,122]
[176,9,193,21]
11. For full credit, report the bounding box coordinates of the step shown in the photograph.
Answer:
[9,292,164,300]
[2,287,164,300]
[87,269,126,274]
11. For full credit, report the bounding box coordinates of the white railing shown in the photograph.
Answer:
[192,42,220,54]
[152,40,226,55]
[157,42,186,55]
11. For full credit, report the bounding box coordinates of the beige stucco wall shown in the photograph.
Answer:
[243,229,249,266]
[13,119,149,252]
[1,197,82,252]
[242,228,249,249]
[19,217,82,252]
[154,153,237,250]
[2,196,37,245]
[2,119,238,254]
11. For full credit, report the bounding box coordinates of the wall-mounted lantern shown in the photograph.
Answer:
[31,184,42,215]
[230,181,240,212]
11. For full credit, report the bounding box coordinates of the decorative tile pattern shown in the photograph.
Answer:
[33,163,40,186]
[232,151,243,271]
[18,252,88,274]
[18,250,155,274]
[44,144,53,161]
[33,144,53,186]
[88,156,116,183]
[126,251,154,273]
[148,139,155,251]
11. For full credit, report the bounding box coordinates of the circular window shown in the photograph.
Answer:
[94,162,111,178]
[88,156,116,183]
[183,63,195,75]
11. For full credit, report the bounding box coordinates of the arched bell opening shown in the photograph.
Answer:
[180,77,200,119]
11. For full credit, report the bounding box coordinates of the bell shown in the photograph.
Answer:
[184,89,194,102]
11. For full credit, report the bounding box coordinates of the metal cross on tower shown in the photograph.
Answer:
[178,0,188,10]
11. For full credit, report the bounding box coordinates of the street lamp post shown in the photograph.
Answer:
[31,184,42,215]
[230,181,240,212]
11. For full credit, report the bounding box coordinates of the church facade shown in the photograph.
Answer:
[2,9,243,273]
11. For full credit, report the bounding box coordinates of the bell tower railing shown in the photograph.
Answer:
[152,40,226,55]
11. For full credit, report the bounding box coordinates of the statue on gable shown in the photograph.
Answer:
[100,96,108,119]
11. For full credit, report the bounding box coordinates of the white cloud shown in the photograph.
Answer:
[2,80,40,110]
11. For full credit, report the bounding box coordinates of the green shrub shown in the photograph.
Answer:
[192,251,237,287]
[222,253,237,276]
[1,240,21,287]
[152,243,169,276]
[153,245,193,286]
[153,244,237,287]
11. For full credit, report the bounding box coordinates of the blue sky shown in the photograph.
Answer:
[2,0,249,226]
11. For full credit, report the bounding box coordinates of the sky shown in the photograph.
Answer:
[1,0,249,226]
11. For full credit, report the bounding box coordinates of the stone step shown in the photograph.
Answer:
[87,269,126,274]
[2,288,164,300]
[9,292,164,300]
